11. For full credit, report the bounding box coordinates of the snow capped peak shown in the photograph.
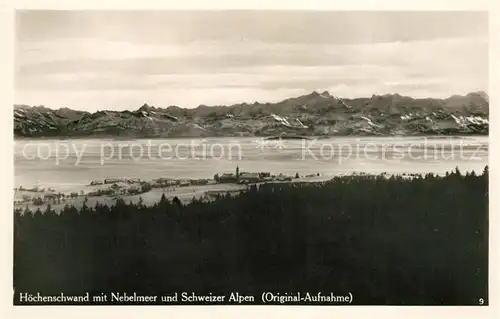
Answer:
[470,91,489,102]
[333,95,352,109]
[360,116,382,128]
[295,118,308,128]
[270,113,291,127]
[320,91,332,98]
[138,103,155,112]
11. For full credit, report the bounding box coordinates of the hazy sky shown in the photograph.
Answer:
[15,11,488,111]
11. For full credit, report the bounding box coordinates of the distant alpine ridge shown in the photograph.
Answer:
[14,91,489,138]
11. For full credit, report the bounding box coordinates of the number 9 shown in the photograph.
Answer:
[479,298,484,305]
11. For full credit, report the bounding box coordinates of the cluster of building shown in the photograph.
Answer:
[215,166,293,184]
[151,178,211,189]
[15,186,56,193]
[14,191,82,206]
[14,166,311,208]
[87,177,214,198]
[88,181,153,197]
[89,178,142,186]
[90,177,213,190]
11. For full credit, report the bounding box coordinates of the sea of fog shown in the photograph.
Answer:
[14,136,488,193]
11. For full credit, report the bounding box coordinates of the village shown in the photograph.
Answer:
[13,166,322,209]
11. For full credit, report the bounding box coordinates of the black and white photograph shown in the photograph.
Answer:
[11,8,490,307]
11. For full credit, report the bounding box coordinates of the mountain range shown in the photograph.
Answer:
[14,91,489,138]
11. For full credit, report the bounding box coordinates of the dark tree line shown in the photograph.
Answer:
[14,167,488,305]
